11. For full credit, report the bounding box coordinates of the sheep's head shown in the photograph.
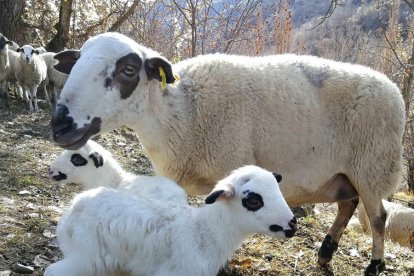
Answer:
[17,45,40,64]
[205,165,297,239]
[0,34,13,54]
[48,140,106,186]
[50,32,176,150]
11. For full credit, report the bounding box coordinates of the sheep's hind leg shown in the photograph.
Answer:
[318,198,359,266]
[360,196,387,276]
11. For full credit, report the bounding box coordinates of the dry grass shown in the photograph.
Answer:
[0,99,413,275]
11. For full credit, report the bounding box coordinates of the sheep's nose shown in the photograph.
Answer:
[284,217,298,238]
[51,104,74,141]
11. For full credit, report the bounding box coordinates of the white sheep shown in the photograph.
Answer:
[0,34,24,111]
[48,139,187,204]
[45,165,297,276]
[40,52,68,104]
[50,32,405,275]
[15,44,50,111]
[358,200,414,249]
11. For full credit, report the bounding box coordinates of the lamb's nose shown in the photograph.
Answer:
[284,217,298,238]
[51,104,74,140]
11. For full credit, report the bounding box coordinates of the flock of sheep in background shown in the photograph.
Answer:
[1,30,414,276]
[0,33,67,112]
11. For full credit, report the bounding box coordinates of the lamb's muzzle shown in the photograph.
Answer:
[269,217,297,238]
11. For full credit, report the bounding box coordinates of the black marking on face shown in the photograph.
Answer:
[242,192,264,211]
[52,171,67,181]
[112,53,142,99]
[205,190,225,204]
[272,172,282,183]
[89,151,104,168]
[104,77,112,89]
[71,153,88,166]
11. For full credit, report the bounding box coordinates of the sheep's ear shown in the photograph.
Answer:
[53,49,80,75]
[205,184,235,204]
[144,57,175,84]
[16,48,22,52]
[33,49,39,55]
[272,172,282,183]
[6,40,13,45]
[88,151,104,168]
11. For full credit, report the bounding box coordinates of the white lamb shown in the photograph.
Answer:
[40,52,68,104]
[48,139,187,204]
[45,165,297,276]
[15,44,49,112]
[358,200,414,249]
[50,32,405,275]
[0,34,24,111]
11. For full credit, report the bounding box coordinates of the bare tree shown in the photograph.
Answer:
[0,0,26,44]
[46,0,74,52]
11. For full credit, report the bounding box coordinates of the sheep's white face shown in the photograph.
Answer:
[205,165,297,239]
[48,140,105,185]
[17,45,39,64]
[50,32,176,150]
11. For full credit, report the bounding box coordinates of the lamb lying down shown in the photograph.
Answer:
[358,200,414,249]
[45,165,297,276]
[48,140,187,204]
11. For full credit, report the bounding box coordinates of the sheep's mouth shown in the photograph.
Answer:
[51,117,102,150]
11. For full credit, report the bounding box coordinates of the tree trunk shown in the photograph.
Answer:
[46,0,73,52]
[0,0,26,44]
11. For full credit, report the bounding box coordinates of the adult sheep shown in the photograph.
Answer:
[50,32,405,275]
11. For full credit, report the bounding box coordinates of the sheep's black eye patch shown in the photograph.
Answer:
[71,154,88,166]
[242,192,264,211]
[89,151,104,168]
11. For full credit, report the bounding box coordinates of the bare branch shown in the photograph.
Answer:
[309,0,342,30]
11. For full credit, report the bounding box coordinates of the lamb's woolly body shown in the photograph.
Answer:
[45,165,295,276]
[15,45,49,111]
[358,200,414,248]
[51,32,406,274]
[49,140,187,204]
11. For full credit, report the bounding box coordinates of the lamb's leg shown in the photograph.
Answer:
[360,197,387,276]
[28,89,34,112]
[33,84,39,112]
[318,198,359,265]
[43,82,52,107]
[45,257,93,276]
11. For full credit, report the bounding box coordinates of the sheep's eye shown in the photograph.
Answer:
[242,192,264,211]
[122,65,137,76]
[71,154,88,166]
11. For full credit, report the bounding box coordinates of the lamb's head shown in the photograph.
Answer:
[205,165,297,239]
[48,140,107,186]
[50,32,176,150]
[0,34,13,54]
[17,45,40,64]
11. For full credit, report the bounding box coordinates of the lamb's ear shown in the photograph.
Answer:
[53,49,80,75]
[33,50,40,55]
[16,48,22,52]
[88,151,104,168]
[272,172,282,183]
[144,57,175,84]
[205,183,235,204]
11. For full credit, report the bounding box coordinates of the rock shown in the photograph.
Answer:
[18,190,31,196]
[11,264,34,274]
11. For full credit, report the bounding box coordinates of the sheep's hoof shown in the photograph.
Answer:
[317,234,338,265]
[364,259,385,276]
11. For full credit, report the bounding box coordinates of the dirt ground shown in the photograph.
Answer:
[0,99,413,275]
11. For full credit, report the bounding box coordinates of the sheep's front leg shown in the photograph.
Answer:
[318,198,359,265]
[361,197,387,276]
[32,84,40,112]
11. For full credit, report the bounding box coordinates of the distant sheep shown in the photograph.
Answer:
[0,34,24,111]
[50,32,405,275]
[358,200,414,249]
[40,52,68,104]
[48,140,187,204]
[45,165,297,276]
[15,45,49,111]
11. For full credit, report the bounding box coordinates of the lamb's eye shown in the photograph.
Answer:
[242,192,264,211]
[71,154,88,166]
[122,65,137,76]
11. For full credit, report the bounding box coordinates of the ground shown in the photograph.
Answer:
[0,99,413,276]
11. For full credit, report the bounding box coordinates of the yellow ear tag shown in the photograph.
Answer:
[159,67,166,92]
